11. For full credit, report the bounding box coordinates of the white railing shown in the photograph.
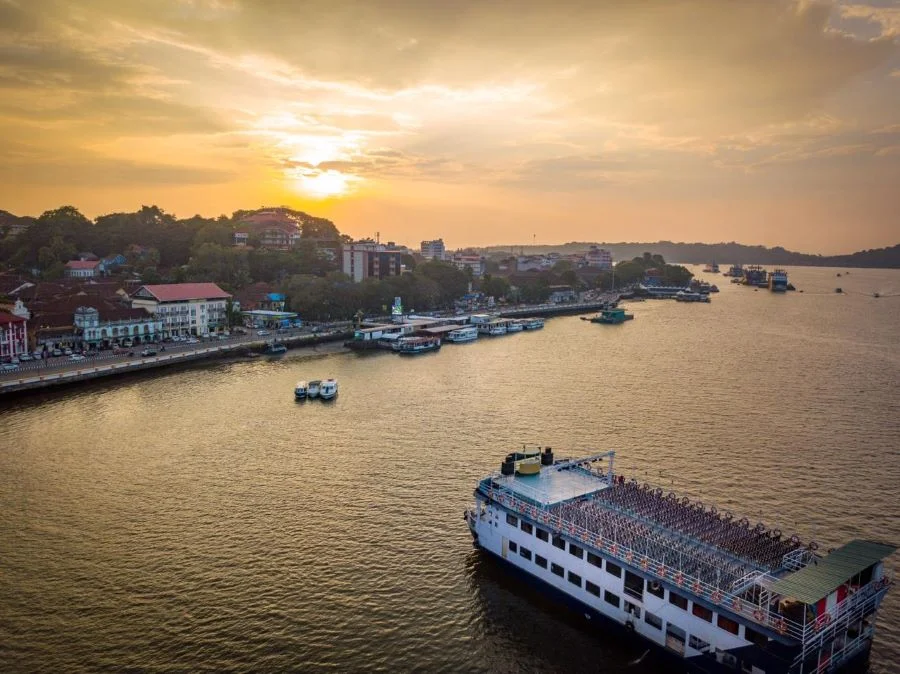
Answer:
[481,481,892,644]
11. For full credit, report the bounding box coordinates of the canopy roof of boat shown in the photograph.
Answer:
[769,540,896,604]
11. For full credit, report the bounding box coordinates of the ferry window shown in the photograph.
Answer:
[624,601,641,619]
[744,625,768,647]
[520,521,533,535]
[568,571,582,587]
[717,614,740,635]
[520,547,532,561]
[552,535,566,550]
[647,579,665,598]
[506,513,518,526]
[509,541,518,554]
[587,552,603,569]
[569,543,584,559]
[604,591,620,608]
[551,563,564,577]
[586,581,601,597]
[535,555,548,569]
[624,570,644,599]
[645,612,663,630]
[606,561,622,578]
[669,592,688,610]
[692,603,713,622]
[689,635,710,652]
[536,528,549,542]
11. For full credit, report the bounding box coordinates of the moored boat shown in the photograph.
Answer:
[294,381,308,399]
[769,269,789,292]
[319,378,338,400]
[523,318,545,330]
[307,380,321,398]
[396,336,442,354]
[703,262,720,273]
[675,291,711,303]
[726,264,744,278]
[506,320,525,333]
[465,449,896,674]
[446,325,478,343]
[742,265,768,287]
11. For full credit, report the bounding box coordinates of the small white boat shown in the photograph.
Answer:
[319,378,338,400]
[307,380,321,398]
[506,320,524,333]
[523,318,544,330]
[294,381,308,399]
[446,326,478,343]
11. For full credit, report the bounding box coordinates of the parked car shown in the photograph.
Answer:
[63,348,73,356]
[69,354,85,361]
[1,363,19,371]
[18,353,32,361]
[140,348,157,357]
[187,337,199,344]
[51,348,62,357]
[33,351,43,359]
[256,329,270,336]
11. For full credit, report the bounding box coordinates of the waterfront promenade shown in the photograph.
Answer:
[0,296,623,396]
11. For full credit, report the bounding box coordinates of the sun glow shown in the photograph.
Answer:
[295,169,356,198]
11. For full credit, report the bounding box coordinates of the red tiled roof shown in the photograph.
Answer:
[136,283,231,302]
[65,260,101,270]
[0,312,26,325]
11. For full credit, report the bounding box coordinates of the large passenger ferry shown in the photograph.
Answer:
[465,450,894,673]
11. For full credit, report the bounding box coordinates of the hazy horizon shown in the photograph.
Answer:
[1,1,899,254]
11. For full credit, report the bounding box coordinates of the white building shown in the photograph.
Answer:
[130,283,231,337]
[64,260,102,278]
[421,239,447,261]
[452,254,487,278]
[74,306,163,347]
[585,246,613,269]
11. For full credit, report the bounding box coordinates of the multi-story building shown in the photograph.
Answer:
[0,311,28,361]
[232,209,303,249]
[420,239,447,261]
[452,254,487,278]
[64,260,102,278]
[585,246,613,269]
[130,283,231,337]
[74,306,163,348]
[342,241,404,282]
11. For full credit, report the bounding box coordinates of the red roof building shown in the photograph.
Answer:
[64,260,102,278]
[130,283,231,337]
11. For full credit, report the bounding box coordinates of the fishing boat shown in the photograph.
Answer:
[319,378,338,400]
[742,265,769,287]
[523,318,545,330]
[307,380,321,398]
[446,326,478,343]
[726,264,744,278]
[590,308,634,324]
[703,262,720,273]
[478,320,508,336]
[769,269,789,292]
[396,336,442,355]
[294,381,308,399]
[464,449,895,674]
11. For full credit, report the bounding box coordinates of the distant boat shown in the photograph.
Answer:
[703,262,720,273]
[675,291,711,303]
[319,378,338,400]
[506,320,524,333]
[522,318,545,330]
[726,264,743,278]
[308,380,321,398]
[446,326,478,343]
[294,381,308,399]
[590,308,634,324]
[768,269,789,292]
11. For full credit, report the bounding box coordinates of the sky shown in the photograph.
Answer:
[0,0,899,254]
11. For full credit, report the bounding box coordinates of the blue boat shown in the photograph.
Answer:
[589,308,634,324]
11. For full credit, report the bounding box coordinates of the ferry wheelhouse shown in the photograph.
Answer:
[465,450,894,674]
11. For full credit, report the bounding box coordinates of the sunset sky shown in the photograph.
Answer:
[1,0,898,253]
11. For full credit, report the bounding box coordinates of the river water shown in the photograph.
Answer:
[1,266,898,673]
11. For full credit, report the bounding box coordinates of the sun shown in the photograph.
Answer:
[296,169,355,198]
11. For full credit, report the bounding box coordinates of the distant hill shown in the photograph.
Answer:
[482,241,900,269]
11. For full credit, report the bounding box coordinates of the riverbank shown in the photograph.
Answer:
[0,329,352,396]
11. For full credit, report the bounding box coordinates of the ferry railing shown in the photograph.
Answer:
[483,482,811,640]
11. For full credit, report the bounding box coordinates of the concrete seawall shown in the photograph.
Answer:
[0,331,352,396]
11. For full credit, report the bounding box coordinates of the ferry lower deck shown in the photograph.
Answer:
[466,451,894,674]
